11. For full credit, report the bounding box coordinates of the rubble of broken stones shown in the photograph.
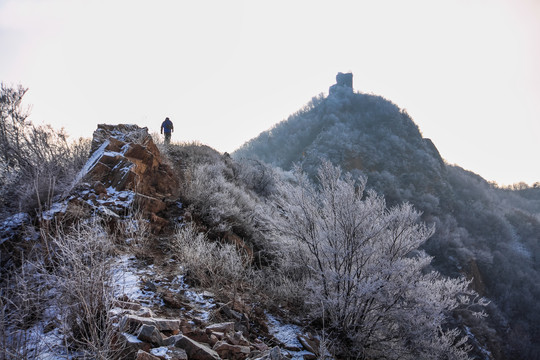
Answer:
[112,299,321,360]
[40,124,180,233]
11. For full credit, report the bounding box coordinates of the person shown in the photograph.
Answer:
[160,117,174,144]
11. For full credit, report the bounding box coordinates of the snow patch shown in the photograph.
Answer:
[111,258,217,321]
[0,212,30,244]
[5,311,66,360]
[41,201,68,221]
[122,332,143,344]
[63,140,110,197]
[103,150,124,158]
[151,346,170,358]
[266,312,303,349]
[171,274,216,321]
[265,312,320,359]
[112,255,158,306]
[101,188,135,208]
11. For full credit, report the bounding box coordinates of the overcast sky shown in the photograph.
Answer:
[1,0,539,185]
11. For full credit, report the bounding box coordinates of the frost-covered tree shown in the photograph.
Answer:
[0,83,90,216]
[169,143,278,263]
[273,161,486,359]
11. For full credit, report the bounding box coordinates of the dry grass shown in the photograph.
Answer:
[43,221,125,359]
[0,259,48,359]
[171,223,251,296]
[0,221,127,359]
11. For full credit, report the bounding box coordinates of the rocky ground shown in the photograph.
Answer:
[110,242,321,360]
[16,124,324,360]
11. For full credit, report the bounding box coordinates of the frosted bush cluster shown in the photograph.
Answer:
[272,162,486,359]
[234,88,540,358]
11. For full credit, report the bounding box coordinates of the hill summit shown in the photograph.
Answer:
[234,77,448,209]
[234,74,540,358]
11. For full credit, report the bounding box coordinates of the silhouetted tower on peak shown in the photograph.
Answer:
[329,72,353,95]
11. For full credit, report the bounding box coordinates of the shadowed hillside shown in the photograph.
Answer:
[234,80,540,360]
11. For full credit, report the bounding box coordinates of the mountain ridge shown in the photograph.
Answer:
[233,81,540,359]
[1,81,539,359]
[234,87,450,211]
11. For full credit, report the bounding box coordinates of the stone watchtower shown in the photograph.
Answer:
[329,72,353,95]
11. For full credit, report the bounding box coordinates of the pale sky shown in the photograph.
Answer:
[1,0,539,186]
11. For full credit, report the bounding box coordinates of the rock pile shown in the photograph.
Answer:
[108,265,321,360]
[54,124,180,232]
[29,124,325,359]
[112,299,313,360]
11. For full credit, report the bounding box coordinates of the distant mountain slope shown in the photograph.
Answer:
[233,85,540,359]
[234,89,450,211]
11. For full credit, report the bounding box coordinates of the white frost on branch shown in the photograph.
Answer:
[273,161,486,359]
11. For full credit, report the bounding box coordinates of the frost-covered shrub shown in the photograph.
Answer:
[273,162,487,359]
[0,84,90,218]
[44,222,124,359]
[174,144,277,260]
[235,158,279,198]
[0,260,48,359]
[185,160,268,237]
[172,223,250,293]
[114,210,152,252]
[1,220,124,359]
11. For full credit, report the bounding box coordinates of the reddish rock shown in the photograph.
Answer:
[105,136,125,152]
[153,318,181,332]
[86,162,113,183]
[179,318,195,335]
[252,340,269,352]
[205,322,235,335]
[87,124,179,197]
[208,333,219,346]
[135,194,167,214]
[118,332,152,357]
[135,307,155,318]
[213,340,251,360]
[185,328,212,345]
[209,331,225,341]
[93,181,107,195]
[90,124,144,153]
[150,213,169,233]
[136,350,161,360]
[161,290,184,309]
[174,335,220,360]
[298,333,320,356]
[120,314,180,333]
[227,331,250,346]
[65,124,180,233]
[162,334,183,347]
[137,324,163,345]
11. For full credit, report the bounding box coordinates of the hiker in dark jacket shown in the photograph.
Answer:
[161,117,174,144]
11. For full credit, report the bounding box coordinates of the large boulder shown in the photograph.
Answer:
[63,124,180,232]
[174,335,221,360]
[120,314,181,333]
[86,124,178,199]
[213,341,250,360]
[137,324,164,345]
